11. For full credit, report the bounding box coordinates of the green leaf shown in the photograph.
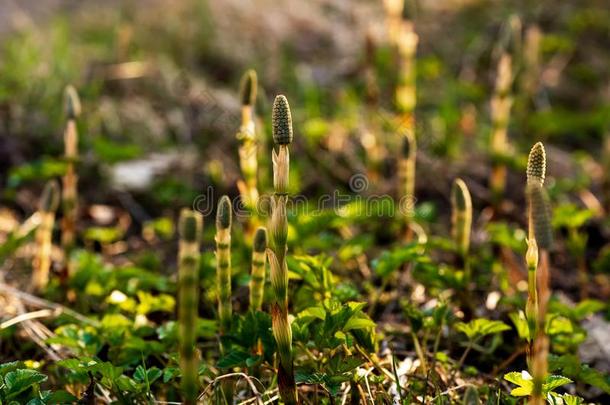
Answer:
[456,319,511,340]
[504,371,533,396]
[45,390,79,404]
[4,369,48,398]
[560,394,584,405]
[162,367,180,383]
[543,375,572,392]
[134,365,162,385]
[343,317,376,331]
[546,316,573,335]
[299,306,326,321]
[0,361,22,377]
[217,350,250,368]
[572,300,605,320]
[115,375,139,392]
[295,371,326,384]
[372,244,426,278]
[509,311,530,340]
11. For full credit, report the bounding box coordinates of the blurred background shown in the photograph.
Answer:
[0,0,609,273]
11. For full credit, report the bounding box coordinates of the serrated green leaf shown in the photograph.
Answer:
[457,319,510,340]
[4,369,48,398]
[543,375,572,392]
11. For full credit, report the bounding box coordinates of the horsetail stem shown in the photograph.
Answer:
[393,17,418,241]
[522,26,542,97]
[399,132,417,220]
[383,0,405,46]
[395,21,418,116]
[489,53,514,202]
[177,209,202,405]
[237,70,260,211]
[269,94,298,405]
[249,227,268,311]
[451,178,472,258]
[525,142,553,404]
[216,195,232,335]
[525,237,538,367]
[33,180,60,291]
[61,85,81,254]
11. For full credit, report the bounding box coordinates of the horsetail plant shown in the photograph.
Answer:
[489,53,514,203]
[32,180,60,291]
[395,21,418,119]
[268,94,298,405]
[525,236,538,368]
[61,85,81,253]
[236,70,260,213]
[383,0,404,47]
[216,195,233,335]
[525,142,553,405]
[399,132,417,241]
[451,178,472,282]
[249,227,268,312]
[177,209,202,405]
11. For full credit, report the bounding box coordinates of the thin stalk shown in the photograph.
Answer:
[216,195,233,336]
[399,132,417,242]
[383,0,405,48]
[525,238,538,368]
[178,209,202,405]
[249,227,268,312]
[489,53,513,203]
[395,19,418,243]
[451,178,473,285]
[531,250,550,404]
[236,70,260,222]
[32,181,60,291]
[61,86,81,258]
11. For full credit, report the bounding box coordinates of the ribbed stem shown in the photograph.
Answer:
[525,238,539,369]
[216,228,232,335]
[451,179,472,281]
[249,228,268,312]
[33,180,60,291]
[490,53,513,202]
[178,210,202,405]
[33,212,56,290]
[237,105,259,211]
[383,0,405,47]
[399,132,417,223]
[395,21,418,116]
[61,119,78,252]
